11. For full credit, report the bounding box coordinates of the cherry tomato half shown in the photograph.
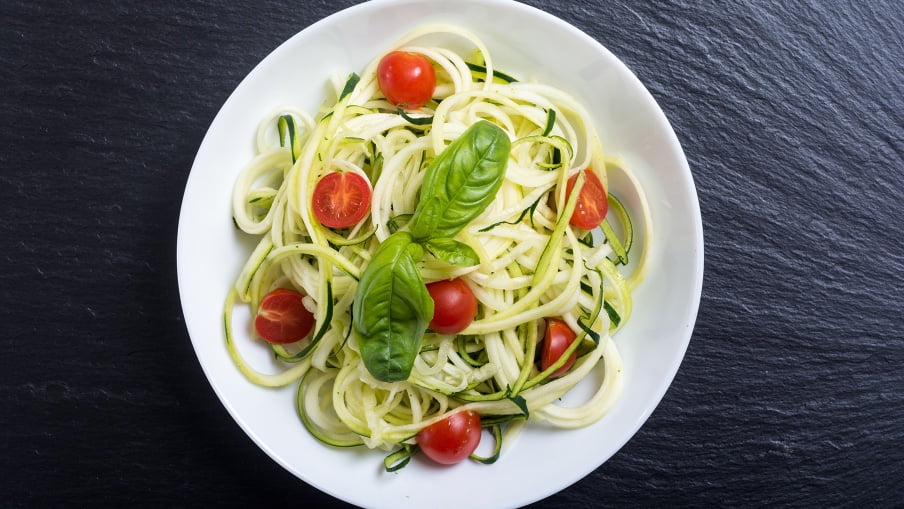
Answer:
[312,172,372,229]
[416,410,482,465]
[254,288,315,344]
[540,318,577,378]
[426,278,478,334]
[377,51,436,109]
[565,168,609,230]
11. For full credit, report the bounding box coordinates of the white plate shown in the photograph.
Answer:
[177,0,703,507]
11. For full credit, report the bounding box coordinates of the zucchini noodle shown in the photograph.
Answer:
[225,24,652,460]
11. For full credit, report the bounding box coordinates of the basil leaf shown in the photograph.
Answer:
[424,238,480,267]
[409,120,511,241]
[353,232,434,382]
[409,196,443,237]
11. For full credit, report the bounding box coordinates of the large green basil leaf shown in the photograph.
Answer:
[353,232,434,382]
[409,120,511,241]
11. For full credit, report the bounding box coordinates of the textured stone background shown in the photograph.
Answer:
[2,0,902,507]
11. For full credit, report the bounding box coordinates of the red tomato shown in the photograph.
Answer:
[426,278,478,334]
[540,318,577,378]
[377,51,436,109]
[254,288,315,344]
[564,168,609,230]
[312,172,372,229]
[416,410,482,465]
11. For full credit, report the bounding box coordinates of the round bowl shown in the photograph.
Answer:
[177,0,703,507]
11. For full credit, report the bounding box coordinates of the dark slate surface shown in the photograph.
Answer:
[2,0,902,507]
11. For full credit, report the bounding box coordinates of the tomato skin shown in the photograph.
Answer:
[312,172,372,229]
[416,410,482,465]
[565,169,609,230]
[377,51,436,109]
[254,288,315,344]
[426,278,478,334]
[541,318,577,378]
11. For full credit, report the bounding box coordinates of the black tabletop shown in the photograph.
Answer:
[2,0,902,507]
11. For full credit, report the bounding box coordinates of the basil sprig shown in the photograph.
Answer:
[353,120,511,382]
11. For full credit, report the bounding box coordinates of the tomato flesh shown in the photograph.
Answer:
[254,288,315,344]
[541,318,577,378]
[416,410,482,465]
[312,172,372,229]
[377,51,436,109]
[565,169,608,230]
[426,278,478,334]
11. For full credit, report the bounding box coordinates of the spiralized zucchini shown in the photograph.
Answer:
[225,24,652,460]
